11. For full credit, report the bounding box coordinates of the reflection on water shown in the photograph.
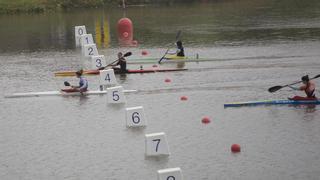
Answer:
[94,16,110,48]
[1,0,320,52]
[119,73,127,81]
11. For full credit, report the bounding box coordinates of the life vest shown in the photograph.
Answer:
[305,82,315,98]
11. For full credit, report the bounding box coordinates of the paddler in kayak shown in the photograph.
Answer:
[167,40,185,58]
[289,75,316,98]
[112,52,128,74]
[72,69,88,93]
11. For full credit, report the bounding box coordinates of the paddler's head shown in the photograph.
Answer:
[302,75,309,84]
[76,69,83,77]
[176,41,183,48]
[118,52,123,58]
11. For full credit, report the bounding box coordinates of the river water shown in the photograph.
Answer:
[1,0,320,179]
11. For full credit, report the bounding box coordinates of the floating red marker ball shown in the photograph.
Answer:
[180,96,188,101]
[165,78,171,83]
[201,117,211,124]
[142,50,148,55]
[231,144,241,153]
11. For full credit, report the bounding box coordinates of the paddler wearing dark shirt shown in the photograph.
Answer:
[113,52,127,74]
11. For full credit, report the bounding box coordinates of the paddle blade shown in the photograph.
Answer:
[124,52,132,57]
[64,81,71,86]
[175,30,182,41]
[268,86,283,93]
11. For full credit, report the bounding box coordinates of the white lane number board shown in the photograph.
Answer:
[83,44,98,57]
[126,106,147,127]
[158,168,183,180]
[107,86,126,104]
[145,132,170,156]
[92,55,107,69]
[99,69,117,86]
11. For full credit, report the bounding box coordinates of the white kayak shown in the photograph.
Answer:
[5,90,137,98]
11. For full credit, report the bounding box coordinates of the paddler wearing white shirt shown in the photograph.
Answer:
[71,69,88,93]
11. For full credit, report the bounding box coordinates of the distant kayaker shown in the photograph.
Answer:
[71,69,88,93]
[289,75,316,98]
[167,40,185,57]
[112,52,127,74]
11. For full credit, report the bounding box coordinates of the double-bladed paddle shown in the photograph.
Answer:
[98,52,132,70]
[158,30,182,64]
[268,74,320,93]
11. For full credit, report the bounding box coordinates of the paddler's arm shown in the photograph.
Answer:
[288,85,300,90]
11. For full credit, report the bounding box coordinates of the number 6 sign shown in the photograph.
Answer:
[126,106,147,127]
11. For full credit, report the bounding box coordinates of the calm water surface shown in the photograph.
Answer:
[1,0,320,179]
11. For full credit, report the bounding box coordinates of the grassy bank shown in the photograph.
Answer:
[0,0,201,14]
[0,0,115,14]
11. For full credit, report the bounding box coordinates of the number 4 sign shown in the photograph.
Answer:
[99,69,117,86]
[126,106,147,127]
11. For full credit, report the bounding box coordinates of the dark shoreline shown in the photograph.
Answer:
[0,0,201,14]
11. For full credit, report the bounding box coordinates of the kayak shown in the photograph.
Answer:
[127,57,215,64]
[224,96,319,107]
[54,68,188,77]
[5,89,137,98]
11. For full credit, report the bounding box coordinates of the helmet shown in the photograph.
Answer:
[301,75,309,82]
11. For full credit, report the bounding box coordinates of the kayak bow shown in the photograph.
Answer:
[5,89,137,98]
[224,97,320,107]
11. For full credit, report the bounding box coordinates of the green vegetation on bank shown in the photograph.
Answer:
[0,0,116,14]
[0,0,201,14]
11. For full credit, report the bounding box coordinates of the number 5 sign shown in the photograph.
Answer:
[107,86,126,104]
[126,106,147,127]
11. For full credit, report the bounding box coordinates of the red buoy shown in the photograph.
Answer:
[180,96,188,101]
[201,117,210,124]
[142,50,148,55]
[164,78,171,83]
[117,18,138,46]
[118,18,133,41]
[231,144,241,153]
